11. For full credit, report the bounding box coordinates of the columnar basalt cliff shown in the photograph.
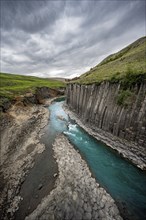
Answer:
[66,82,146,167]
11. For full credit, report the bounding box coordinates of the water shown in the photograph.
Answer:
[15,98,146,220]
[49,100,146,220]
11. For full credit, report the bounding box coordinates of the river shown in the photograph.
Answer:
[16,98,146,220]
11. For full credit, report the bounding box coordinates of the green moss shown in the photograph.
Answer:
[120,68,146,89]
[117,90,135,107]
[110,72,121,83]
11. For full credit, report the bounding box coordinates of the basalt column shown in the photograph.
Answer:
[66,82,146,147]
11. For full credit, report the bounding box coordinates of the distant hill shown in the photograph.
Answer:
[71,36,146,84]
[0,72,66,99]
[48,77,68,82]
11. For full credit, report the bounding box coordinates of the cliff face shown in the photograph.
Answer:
[66,82,146,148]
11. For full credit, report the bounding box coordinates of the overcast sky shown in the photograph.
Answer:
[1,0,145,78]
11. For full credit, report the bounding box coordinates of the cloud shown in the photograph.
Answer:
[1,0,145,78]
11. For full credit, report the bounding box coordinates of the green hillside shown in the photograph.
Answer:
[73,36,146,84]
[0,72,66,99]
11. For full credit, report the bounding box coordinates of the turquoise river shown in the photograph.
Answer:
[49,99,146,220]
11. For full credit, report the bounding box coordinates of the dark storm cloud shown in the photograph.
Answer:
[1,0,145,78]
[1,0,65,33]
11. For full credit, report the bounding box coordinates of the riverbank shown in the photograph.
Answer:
[64,105,146,170]
[0,102,50,219]
[26,134,122,220]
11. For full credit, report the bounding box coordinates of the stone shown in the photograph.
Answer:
[83,212,92,220]
[79,199,84,208]
[99,210,105,218]
[109,206,119,216]
[38,183,43,190]
[83,202,87,211]
[94,212,99,219]
[75,212,82,220]
[93,203,98,211]
[100,201,105,209]
[73,192,78,201]
[86,205,92,213]
[54,173,58,177]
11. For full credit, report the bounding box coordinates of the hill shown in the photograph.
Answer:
[0,72,65,100]
[72,36,146,84]
[48,77,68,82]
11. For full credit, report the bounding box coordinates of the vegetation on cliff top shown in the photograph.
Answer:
[0,72,65,100]
[71,36,146,84]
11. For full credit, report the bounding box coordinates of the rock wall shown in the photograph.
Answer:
[66,82,146,148]
[23,87,63,105]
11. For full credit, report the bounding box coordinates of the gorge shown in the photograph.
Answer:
[66,81,146,169]
[0,37,146,220]
[16,99,146,220]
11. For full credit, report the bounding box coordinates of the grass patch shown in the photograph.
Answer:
[120,67,146,89]
[0,72,66,99]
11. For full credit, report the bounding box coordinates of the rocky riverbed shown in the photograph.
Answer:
[26,134,122,220]
[0,103,49,219]
[64,106,146,170]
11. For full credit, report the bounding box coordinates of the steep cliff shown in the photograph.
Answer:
[66,37,146,168]
[66,82,146,167]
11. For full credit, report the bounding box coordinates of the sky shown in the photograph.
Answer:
[0,0,146,79]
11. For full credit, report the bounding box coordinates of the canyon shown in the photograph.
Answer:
[0,37,146,220]
[66,81,146,169]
